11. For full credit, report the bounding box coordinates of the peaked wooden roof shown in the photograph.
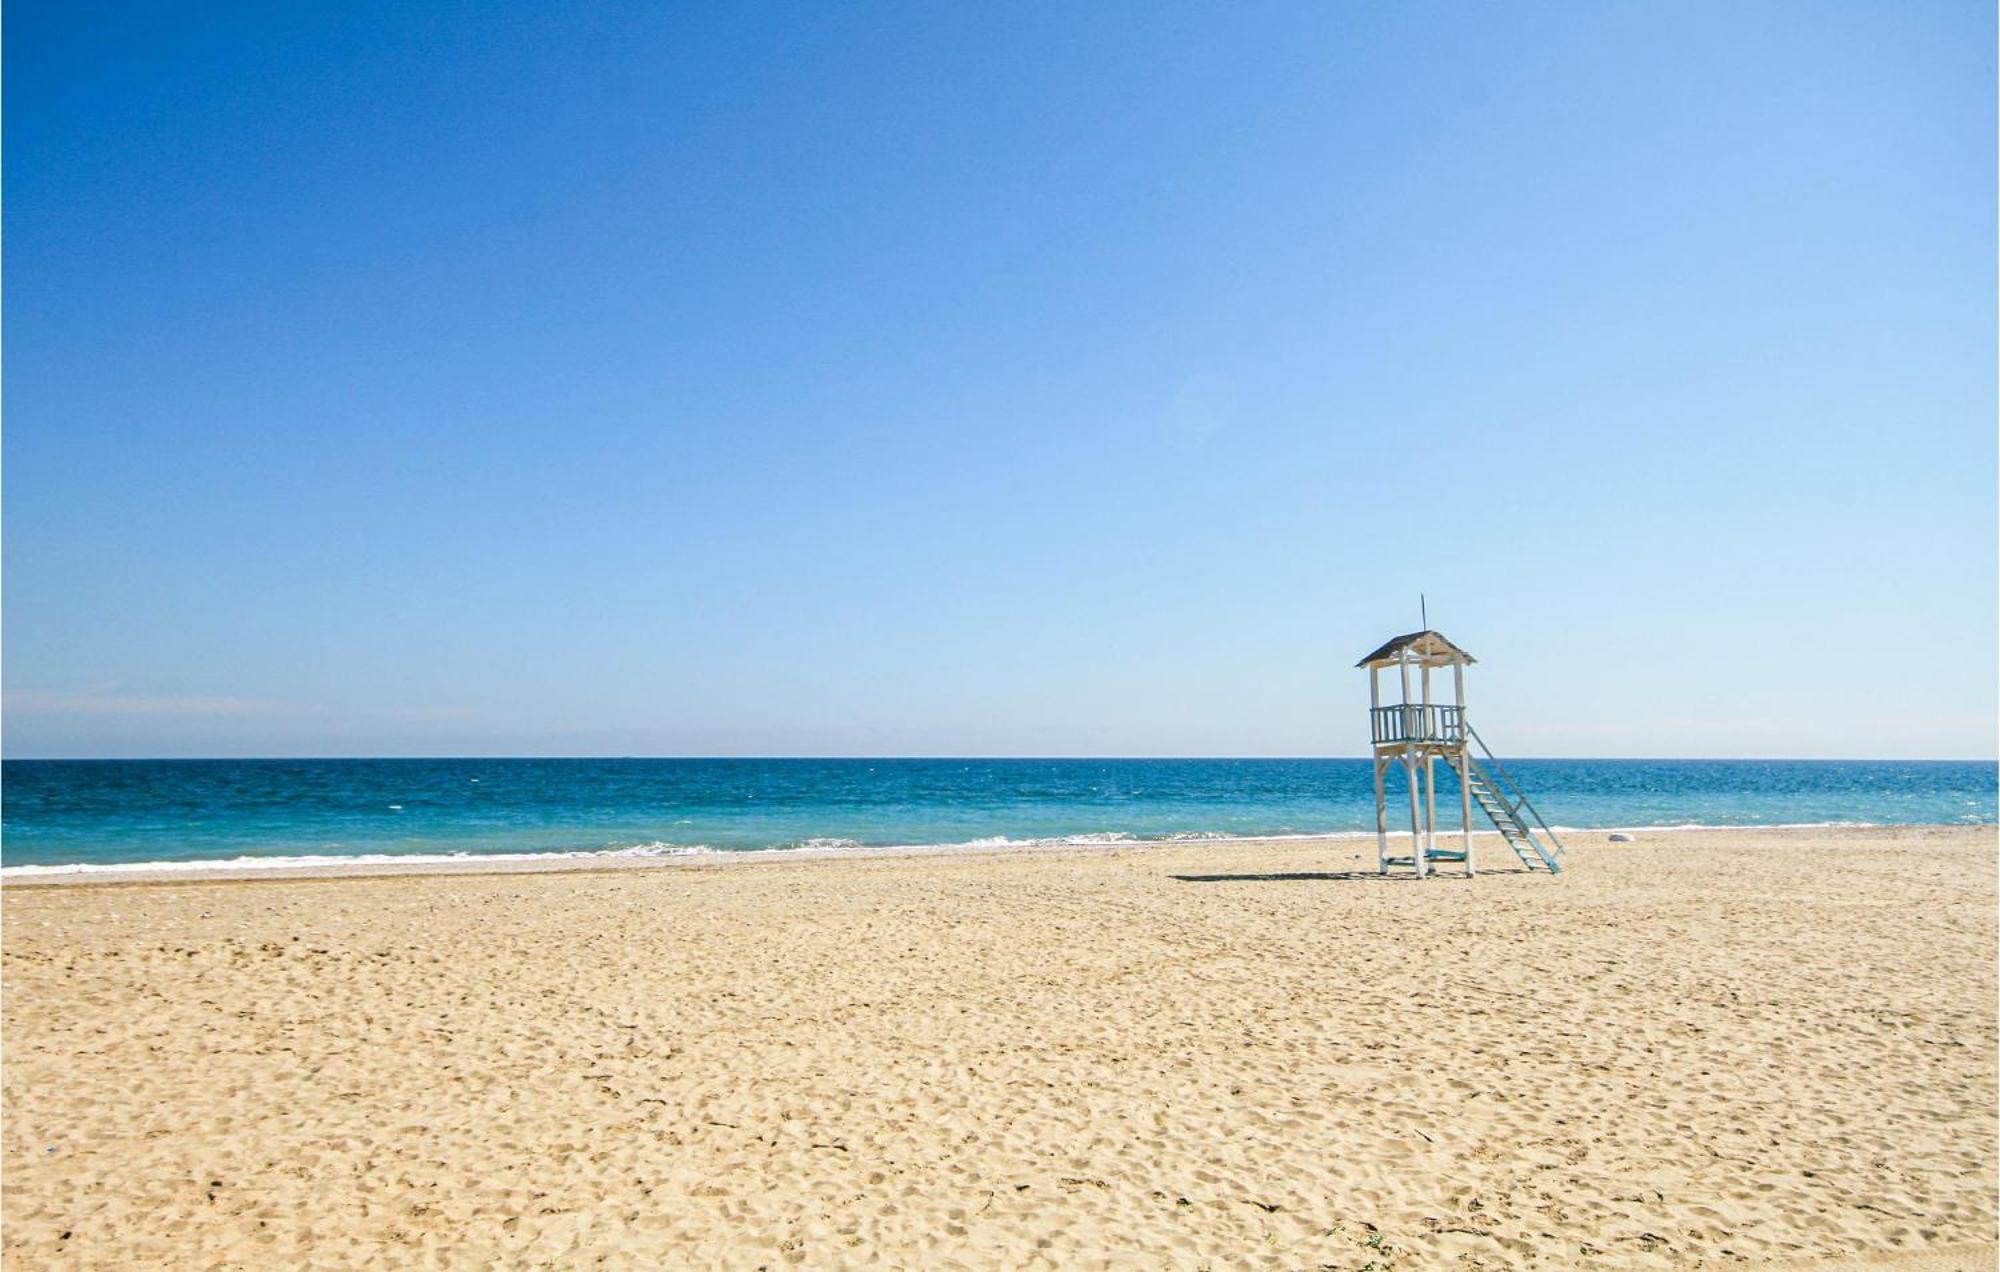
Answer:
[1355,630,1475,669]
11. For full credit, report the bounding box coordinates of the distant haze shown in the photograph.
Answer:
[5,3,1993,759]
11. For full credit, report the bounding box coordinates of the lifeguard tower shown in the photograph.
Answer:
[1358,631,1565,876]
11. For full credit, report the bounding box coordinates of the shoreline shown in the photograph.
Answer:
[4,818,1988,886]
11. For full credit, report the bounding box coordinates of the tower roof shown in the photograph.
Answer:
[1355,630,1475,669]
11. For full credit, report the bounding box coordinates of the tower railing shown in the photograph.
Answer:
[1368,703,1464,745]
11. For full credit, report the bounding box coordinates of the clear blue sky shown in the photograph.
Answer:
[5,1,1993,759]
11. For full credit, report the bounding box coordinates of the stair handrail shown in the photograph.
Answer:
[1462,720,1566,859]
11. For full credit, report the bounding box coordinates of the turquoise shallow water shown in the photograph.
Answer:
[2,757,1992,874]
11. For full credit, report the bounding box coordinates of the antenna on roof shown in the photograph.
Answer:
[1420,593,1427,631]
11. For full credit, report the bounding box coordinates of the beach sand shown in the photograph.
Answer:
[3,824,1994,1268]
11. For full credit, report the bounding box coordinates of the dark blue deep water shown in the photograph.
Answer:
[2,757,1992,874]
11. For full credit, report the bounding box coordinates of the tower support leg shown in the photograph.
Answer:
[1373,754,1388,875]
[1405,753,1426,878]
[1458,749,1475,877]
[1423,753,1437,862]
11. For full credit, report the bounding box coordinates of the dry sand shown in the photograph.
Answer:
[3,825,1994,1269]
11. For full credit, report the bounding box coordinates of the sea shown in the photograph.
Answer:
[1,757,1992,876]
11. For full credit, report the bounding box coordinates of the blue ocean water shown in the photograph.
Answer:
[1,757,1992,874]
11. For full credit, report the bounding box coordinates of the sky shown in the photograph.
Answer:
[4,1,1994,759]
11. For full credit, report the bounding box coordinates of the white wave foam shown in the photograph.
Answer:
[5,818,1977,882]
[1,841,717,879]
[1,828,1371,879]
[1541,820,1885,834]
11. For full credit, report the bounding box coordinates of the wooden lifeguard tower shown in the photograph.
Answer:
[1358,630,1565,876]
